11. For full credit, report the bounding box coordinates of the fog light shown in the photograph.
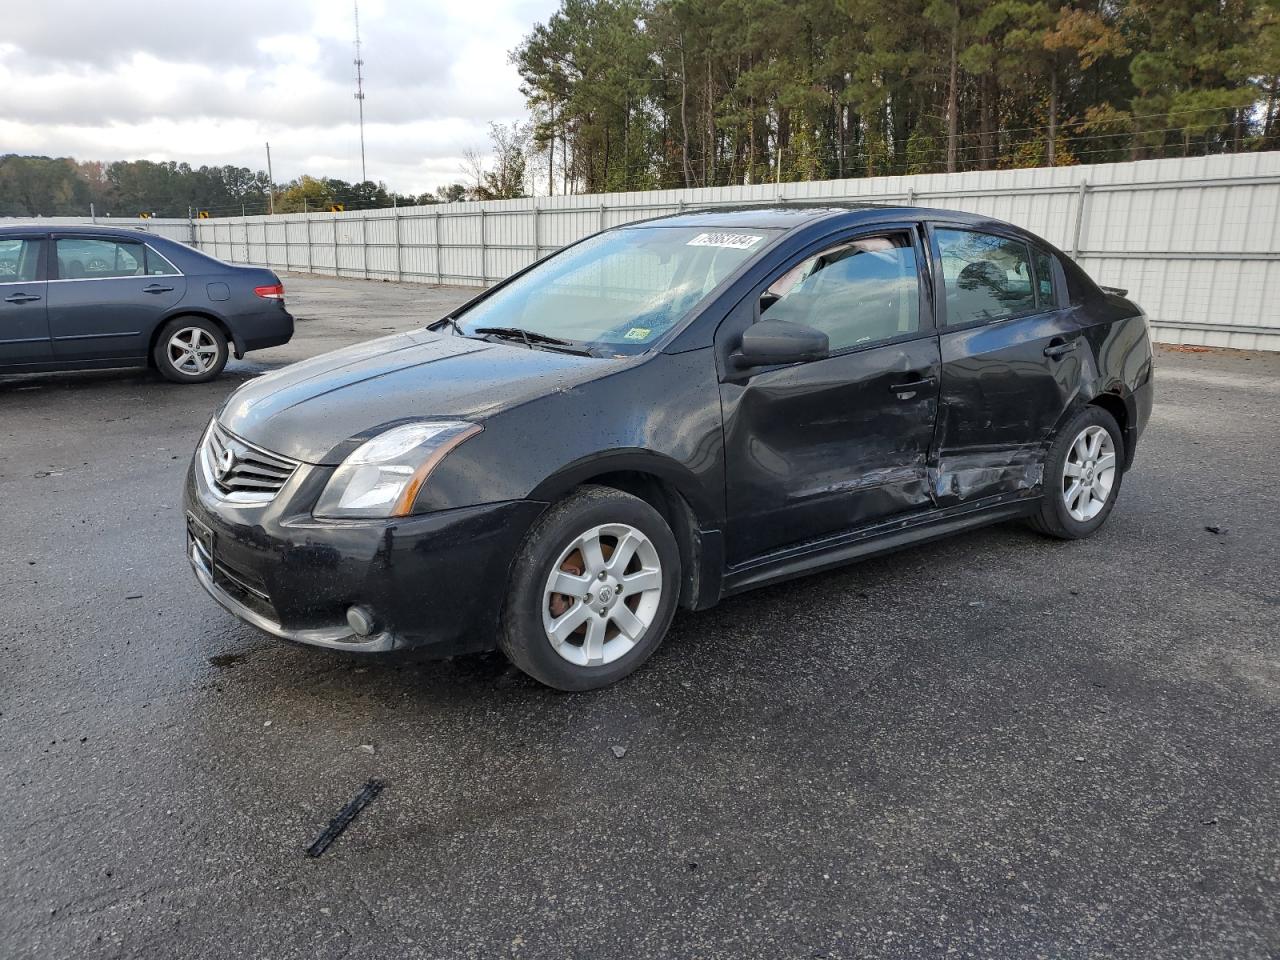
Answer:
[346,605,378,637]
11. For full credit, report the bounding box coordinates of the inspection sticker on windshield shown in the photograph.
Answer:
[687,232,764,250]
[624,327,651,341]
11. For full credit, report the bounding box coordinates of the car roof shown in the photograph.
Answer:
[621,202,1025,234]
[1,204,1025,239]
[0,223,172,240]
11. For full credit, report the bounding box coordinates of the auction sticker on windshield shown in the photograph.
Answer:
[687,233,764,250]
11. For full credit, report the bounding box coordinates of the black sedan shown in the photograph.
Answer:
[185,204,1154,690]
[0,224,292,383]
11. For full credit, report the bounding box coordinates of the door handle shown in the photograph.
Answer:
[1044,338,1079,359]
[890,376,942,391]
[143,283,174,294]
[885,376,936,399]
[4,292,41,304]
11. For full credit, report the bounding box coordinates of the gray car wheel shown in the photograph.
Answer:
[1028,405,1125,540]
[500,485,681,691]
[153,317,228,384]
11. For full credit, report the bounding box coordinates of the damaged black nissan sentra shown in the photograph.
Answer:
[185,205,1154,690]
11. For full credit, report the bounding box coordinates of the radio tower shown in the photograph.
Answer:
[353,0,367,184]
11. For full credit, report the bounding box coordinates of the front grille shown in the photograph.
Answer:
[203,421,299,502]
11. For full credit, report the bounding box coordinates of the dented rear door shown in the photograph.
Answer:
[926,223,1078,506]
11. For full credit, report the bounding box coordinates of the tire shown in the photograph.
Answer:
[499,485,682,691]
[153,317,228,384]
[1028,405,1125,540]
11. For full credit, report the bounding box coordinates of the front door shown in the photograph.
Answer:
[927,224,1080,505]
[47,235,186,362]
[719,226,941,564]
[0,236,51,367]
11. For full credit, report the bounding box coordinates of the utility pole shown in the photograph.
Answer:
[353,1,368,185]
[265,141,275,215]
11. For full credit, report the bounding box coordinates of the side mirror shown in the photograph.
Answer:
[734,318,829,369]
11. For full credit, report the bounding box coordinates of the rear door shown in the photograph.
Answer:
[718,224,941,564]
[0,235,51,366]
[927,223,1080,505]
[47,235,186,362]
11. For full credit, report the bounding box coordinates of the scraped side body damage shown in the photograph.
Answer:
[929,449,1045,503]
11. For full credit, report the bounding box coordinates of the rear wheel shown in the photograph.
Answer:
[500,486,681,691]
[1028,405,1124,539]
[153,317,228,384]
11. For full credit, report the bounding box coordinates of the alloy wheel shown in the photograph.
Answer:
[542,522,664,667]
[1062,424,1117,522]
[167,327,220,376]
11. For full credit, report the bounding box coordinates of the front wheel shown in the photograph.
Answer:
[153,317,228,384]
[1028,405,1125,540]
[500,486,681,691]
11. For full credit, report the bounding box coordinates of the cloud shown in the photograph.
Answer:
[2,2,309,69]
[0,0,558,194]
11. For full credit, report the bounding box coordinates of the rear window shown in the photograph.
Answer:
[936,229,1037,326]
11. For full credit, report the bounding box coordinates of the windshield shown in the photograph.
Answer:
[454,226,778,355]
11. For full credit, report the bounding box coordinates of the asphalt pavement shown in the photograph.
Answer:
[1,274,1277,959]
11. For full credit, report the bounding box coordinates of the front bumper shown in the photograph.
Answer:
[189,536,399,651]
[184,456,546,654]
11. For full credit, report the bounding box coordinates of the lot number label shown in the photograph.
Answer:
[687,233,764,250]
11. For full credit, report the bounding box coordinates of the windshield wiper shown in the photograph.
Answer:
[473,326,571,346]
[471,326,595,356]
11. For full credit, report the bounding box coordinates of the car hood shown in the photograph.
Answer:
[218,330,604,464]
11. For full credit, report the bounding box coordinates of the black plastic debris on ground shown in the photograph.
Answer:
[306,779,385,858]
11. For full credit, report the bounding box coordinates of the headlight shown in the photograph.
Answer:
[314,421,481,519]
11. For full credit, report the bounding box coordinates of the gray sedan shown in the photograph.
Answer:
[0,224,292,383]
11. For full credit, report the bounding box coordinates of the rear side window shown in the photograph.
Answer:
[0,238,41,283]
[55,238,145,279]
[936,229,1036,326]
[145,245,181,276]
[1033,248,1058,307]
[761,233,921,351]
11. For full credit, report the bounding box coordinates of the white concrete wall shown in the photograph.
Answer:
[9,152,1280,350]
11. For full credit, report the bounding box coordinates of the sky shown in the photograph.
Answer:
[0,0,560,196]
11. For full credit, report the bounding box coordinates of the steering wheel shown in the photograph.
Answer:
[86,256,110,273]
[0,260,16,277]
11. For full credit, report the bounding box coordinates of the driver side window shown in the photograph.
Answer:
[760,233,921,352]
